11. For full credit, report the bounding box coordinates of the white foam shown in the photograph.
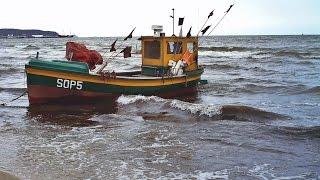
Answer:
[247,164,308,180]
[197,171,229,180]
[146,143,172,148]
[116,95,164,105]
[117,95,222,117]
[149,154,168,164]
[91,114,144,122]
[170,99,222,117]
[162,170,229,180]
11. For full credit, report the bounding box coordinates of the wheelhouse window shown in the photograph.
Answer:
[187,42,196,53]
[144,41,160,59]
[167,41,182,54]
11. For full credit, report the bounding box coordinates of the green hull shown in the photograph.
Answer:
[25,60,204,104]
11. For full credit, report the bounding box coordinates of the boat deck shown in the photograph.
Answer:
[92,70,187,80]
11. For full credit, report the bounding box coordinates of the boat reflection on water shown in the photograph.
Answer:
[26,98,118,127]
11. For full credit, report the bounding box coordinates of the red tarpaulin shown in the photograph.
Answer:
[65,42,103,70]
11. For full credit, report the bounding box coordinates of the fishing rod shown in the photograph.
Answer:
[197,9,214,37]
[170,8,213,59]
[96,27,136,74]
[98,49,128,73]
[199,4,234,45]
[172,9,214,64]
[181,4,235,64]
[96,39,123,74]
[101,38,118,58]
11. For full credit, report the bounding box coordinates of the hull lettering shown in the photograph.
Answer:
[57,78,83,90]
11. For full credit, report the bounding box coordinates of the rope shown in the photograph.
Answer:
[1,90,27,106]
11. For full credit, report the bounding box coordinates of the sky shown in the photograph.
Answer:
[1,0,319,37]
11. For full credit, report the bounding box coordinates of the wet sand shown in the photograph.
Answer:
[0,170,20,180]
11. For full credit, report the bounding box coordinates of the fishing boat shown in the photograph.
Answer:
[25,6,235,105]
[25,26,204,105]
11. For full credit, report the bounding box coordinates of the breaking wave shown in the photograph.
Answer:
[199,46,317,59]
[169,99,221,117]
[218,105,289,122]
[0,87,27,93]
[199,46,270,52]
[116,95,165,105]
[23,45,40,50]
[300,86,320,94]
[116,95,288,121]
[272,126,320,138]
[256,50,312,59]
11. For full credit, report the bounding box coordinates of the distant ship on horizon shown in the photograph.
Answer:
[58,34,76,38]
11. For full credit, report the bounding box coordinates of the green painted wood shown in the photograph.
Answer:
[26,59,89,74]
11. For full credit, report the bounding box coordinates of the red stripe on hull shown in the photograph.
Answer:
[27,85,199,105]
[27,85,119,105]
[158,87,197,98]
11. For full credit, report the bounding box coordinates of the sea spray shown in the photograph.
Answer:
[170,99,222,117]
[116,95,165,105]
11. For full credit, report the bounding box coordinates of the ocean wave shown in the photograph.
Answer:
[23,45,40,50]
[255,50,312,59]
[217,105,289,122]
[116,95,288,121]
[199,46,270,52]
[199,46,318,60]
[170,99,221,117]
[273,126,320,138]
[201,81,306,96]
[116,95,165,105]
[0,87,27,93]
[200,46,318,60]
[300,86,320,94]
[273,50,311,58]
[116,95,222,117]
[92,114,144,123]
[203,64,240,70]
[2,44,16,48]
[309,47,320,54]
[0,67,20,74]
[0,56,15,60]
[0,64,25,74]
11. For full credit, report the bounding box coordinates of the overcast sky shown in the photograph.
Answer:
[1,0,319,37]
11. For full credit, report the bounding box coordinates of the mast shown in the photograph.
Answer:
[170,8,175,36]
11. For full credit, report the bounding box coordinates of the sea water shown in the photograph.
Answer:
[0,35,319,179]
